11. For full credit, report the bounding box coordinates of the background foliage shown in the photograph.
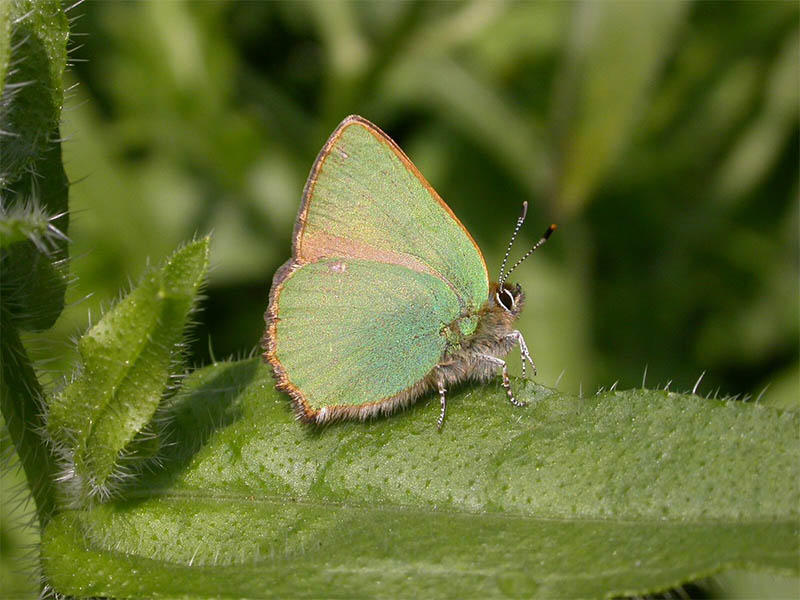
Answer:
[3,1,798,598]
[47,1,799,399]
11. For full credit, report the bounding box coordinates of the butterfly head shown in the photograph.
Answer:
[492,282,525,318]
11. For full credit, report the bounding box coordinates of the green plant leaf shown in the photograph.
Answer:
[0,203,60,249]
[553,1,686,216]
[0,0,68,527]
[0,0,70,331]
[0,2,9,98]
[46,238,210,500]
[0,0,68,178]
[42,359,799,598]
[0,311,59,524]
[712,28,800,202]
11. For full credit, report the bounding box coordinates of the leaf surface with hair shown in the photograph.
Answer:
[46,238,210,499]
[0,0,69,545]
[42,359,799,598]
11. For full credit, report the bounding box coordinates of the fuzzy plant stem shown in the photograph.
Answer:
[0,310,58,525]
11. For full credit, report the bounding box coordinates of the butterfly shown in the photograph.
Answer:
[262,115,555,429]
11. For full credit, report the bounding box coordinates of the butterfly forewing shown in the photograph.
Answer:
[296,116,489,313]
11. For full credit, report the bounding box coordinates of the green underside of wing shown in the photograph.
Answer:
[275,259,460,409]
[306,122,489,313]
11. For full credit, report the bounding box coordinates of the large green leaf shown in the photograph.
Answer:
[46,239,210,500]
[42,359,799,598]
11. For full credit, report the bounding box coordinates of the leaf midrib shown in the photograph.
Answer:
[80,490,799,526]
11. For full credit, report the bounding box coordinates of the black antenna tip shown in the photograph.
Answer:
[543,223,557,239]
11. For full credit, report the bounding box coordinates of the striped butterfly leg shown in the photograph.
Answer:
[478,354,527,407]
[436,369,448,430]
[505,330,536,378]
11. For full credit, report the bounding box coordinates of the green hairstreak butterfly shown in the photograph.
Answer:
[262,115,555,429]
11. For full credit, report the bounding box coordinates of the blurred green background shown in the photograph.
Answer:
[5,1,798,597]
[47,1,797,400]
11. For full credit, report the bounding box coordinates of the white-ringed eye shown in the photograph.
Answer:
[496,288,515,312]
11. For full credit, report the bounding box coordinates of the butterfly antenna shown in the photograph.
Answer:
[502,223,557,283]
[498,201,529,284]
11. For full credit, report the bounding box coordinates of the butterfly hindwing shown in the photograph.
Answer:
[271,258,460,410]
